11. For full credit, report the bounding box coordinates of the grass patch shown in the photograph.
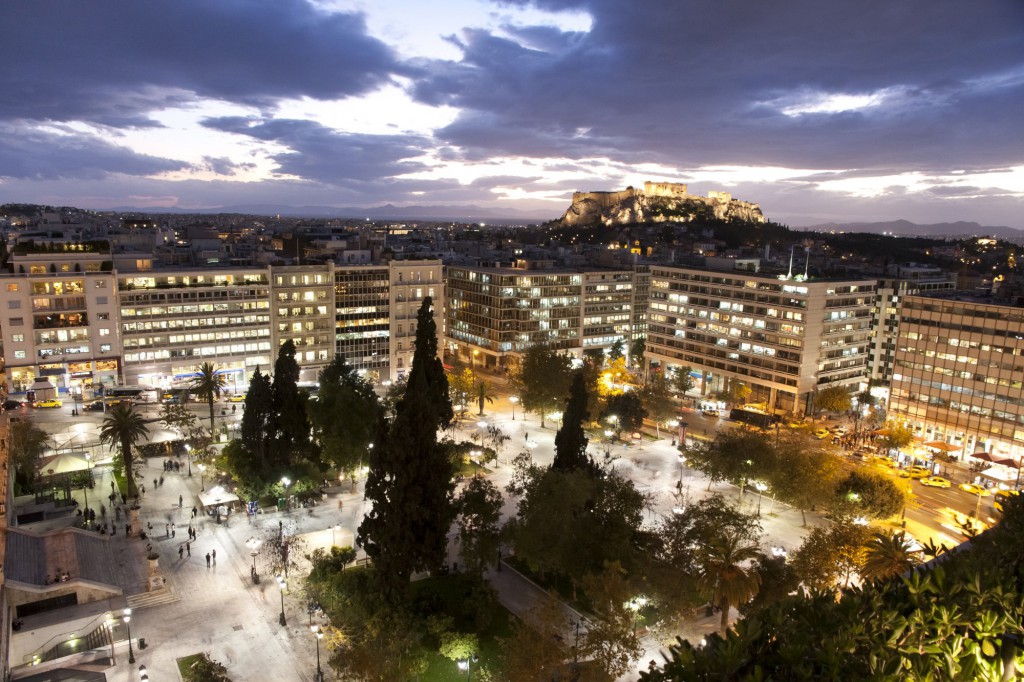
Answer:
[176,653,203,677]
[112,469,127,495]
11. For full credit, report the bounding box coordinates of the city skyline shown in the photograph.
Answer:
[2,0,1023,228]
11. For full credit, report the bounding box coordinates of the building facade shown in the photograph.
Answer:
[645,264,876,415]
[270,264,335,384]
[889,294,1024,463]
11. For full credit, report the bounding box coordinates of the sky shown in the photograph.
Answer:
[2,0,1023,228]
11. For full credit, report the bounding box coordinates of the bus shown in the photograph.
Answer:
[104,386,150,403]
[729,407,779,430]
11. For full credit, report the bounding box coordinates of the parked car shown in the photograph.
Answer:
[920,476,951,488]
[701,408,719,417]
[958,482,990,496]
[831,425,849,436]
[814,428,831,440]
[2,399,23,411]
[227,393,247,403]
[899,466,932,479]
[35,398,63,408]
[869,455,897,470]
[84,400,106,412]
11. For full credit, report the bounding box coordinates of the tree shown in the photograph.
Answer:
[475,380,495,416]
[221,369,275,497]
[99,403,149,498]
[358,297,455,598]
[499,593,573,681]
[579,561,643,679]
[629,336,646,369]
[189,361,227,436]
[8,420,49,488]
[860,530,921,581]
[608,338,626,362]
[790,522,870,590]
[766,431,843,525]
[308,355,382,477]
[717,378,751,405]
[160,401,197,444]
[552,372,595,475]
[271,340,314,467]
[814,385,852,414]
[516,344,573,427]
[697,531,763,635]
[671,366,695,396]
[601,391,647,436]
[835,469,907,520]
[685,429,773,499]
[881,421,915,453]
[640,371,676,437]
[447,366,475,421]
[438,631,479,665]
[455,477,504,575]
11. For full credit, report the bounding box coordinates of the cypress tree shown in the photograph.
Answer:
[358,297,455,597]
[271,340,313,467]
[552,371,596,475]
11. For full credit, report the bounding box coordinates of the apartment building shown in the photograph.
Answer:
[889,294,1024,461]
[334,264,390,377]
[270,264,335,384]
[645,263,876,416]
[0,271,121,395]
[388,260,444,381]
[444,264,635,370]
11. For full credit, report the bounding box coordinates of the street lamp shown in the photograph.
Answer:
[606,414,618,440]
[754,481,767,516]
[626,596,649,634]
[276,575,287,626]
[477,421,487,448]
[246,536,261,582]
[510,395,518,420]
[123,608,135,664]
[185,443,192,476]
[457,654,478,681]
[311,625,325,682]
[281,476,292,510]
[199,463,206,491]
[678,454,687,485]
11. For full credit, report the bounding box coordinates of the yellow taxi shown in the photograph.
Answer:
[957,482,990,497]
[35,398,63,408]
[920,476,951,489]
[899,466,932,479]
[814,428,831,440]
[227,393,247,403]
[994,489,1020,513]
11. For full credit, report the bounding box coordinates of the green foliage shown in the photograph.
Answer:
[630,336,646,368]
[438,631,479,662]
[358,297,456,598]
[671,365,695,395]
[498,593,572,681]
[99,403,149,498]
[765,431,843,524]
[271,340,315,467]
[515,345,573,427]
[601,390,647,435]
[189,362,227,435]
[716,378,751,405]
[456,477,504,575]
[835,469,907,520]
[608,338,626,362]
[475,380,495,416]
[860,531,922,581]
[640,371,676,430]
[160,402,197,441]
[552,372,595,474]
[790,522,871,591]
[814,385,853,414]
[685,429,772,498]
[222,369,276,496]
[8,420,50,489]
[882,420,915,451]
[308,355,382,476]
[179,653,231,682]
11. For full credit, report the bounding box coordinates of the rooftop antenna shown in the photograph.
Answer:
[787,246,794,279]
[803,248,810,279]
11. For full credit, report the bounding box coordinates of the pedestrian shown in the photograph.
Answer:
[205,553,211,568]
[192,506,197,519]
[178,545,184,559]
[125,523,130,536]
[165,523,170,538]
[186,542,191,557]
[212,548,217,564]
[179,494,183,508]
[159,475,164,487]
[141,484,146,495]
[171,527,176,538]
[111,524,116,537]
[153,478,157,491]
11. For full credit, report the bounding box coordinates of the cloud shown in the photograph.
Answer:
[0,0,399,124]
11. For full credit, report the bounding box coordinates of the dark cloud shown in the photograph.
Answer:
[417,0,1024,173]
[0,126,186,180]
[1,0,399,124]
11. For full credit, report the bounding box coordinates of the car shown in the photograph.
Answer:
[35,398,63,408]
[920,476,951,488]
[899,465,932,479]
[958,482,991,496]
[84,400,106,412]
[787,420,806,429]
[701,408,719,417]
[869,455,897,470]
[994,489,1020,513]
[830,425,849,436]
[227,393,247,403]
[2,399,23,410]
[814,428,831,440]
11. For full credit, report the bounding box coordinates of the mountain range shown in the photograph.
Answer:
[109,203,553,224]
[793,219,1024,240]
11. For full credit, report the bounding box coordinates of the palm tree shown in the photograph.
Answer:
[190,362,227,436]
[860,530,921,581]
[99,403,150,498]
[476,380,495,416]
[698,532,763,635]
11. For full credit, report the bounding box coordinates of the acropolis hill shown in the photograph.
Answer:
[558,181,766,227]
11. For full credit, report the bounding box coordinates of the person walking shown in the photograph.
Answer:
[192,506,198,519]
[186,542,191,557]
[205,553,211,568]
[212,549,217,565]
[179,494,183,508]
[178,545,184,559]
[165,523,170,538]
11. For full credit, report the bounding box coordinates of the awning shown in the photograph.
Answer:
[924,441,961,453]
[872,428,891,436]
[198,486,240,508]
[971,451,1004,463]
[979,466,1015,482]
[38,453,90,474]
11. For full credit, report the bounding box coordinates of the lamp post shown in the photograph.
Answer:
[185,443,192,476]
[678,454,686,486]
[246,536,261,581]
[82,453,92,526]
[281,476,292,511]
[510,395,518,420]
[606,414,618,440]
[123,608,135,664]
[311,625,325,682]
[457,655,478,681]
[754,482,767,516]
[477,421,487,448]
[199,463,206,492]
[276,575,287,626]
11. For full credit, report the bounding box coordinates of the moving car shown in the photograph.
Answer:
[958,482,990,496]
[920,476,951,488]
[227,393,247,403]
[814,428,831,440]
[869,455,897,470]
[899,465,932,479]
[35,398,63,408]
[831,425,849,436]
[2,399,23,410]
[994,489,1020,513]
[84,400,106,412]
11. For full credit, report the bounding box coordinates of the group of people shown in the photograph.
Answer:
[43,571,71,584]
[163,459,184,473]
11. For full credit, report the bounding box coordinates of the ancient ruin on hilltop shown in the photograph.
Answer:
[559,181,765,227]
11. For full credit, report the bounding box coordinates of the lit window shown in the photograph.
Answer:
[14,350,26,359]
[12,334,24,342]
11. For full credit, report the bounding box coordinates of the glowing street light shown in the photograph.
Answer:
[276,575,287,626]
[509,395,519,420]
[754,481,768,516]
[123,608,135,664]
[199,463,206,491]
[311,625,325,682]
